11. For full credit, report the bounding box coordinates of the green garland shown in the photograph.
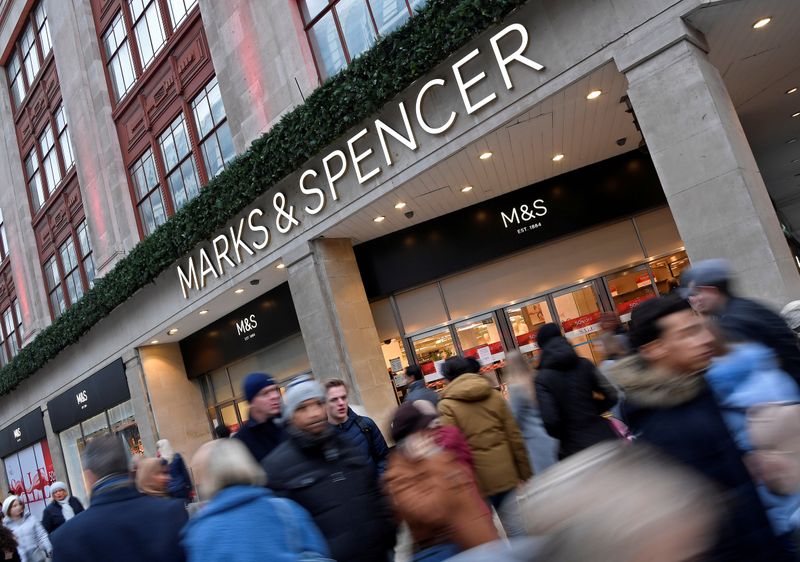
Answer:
[0,0,526,394]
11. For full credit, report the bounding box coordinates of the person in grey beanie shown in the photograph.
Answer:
[261,376,396,562]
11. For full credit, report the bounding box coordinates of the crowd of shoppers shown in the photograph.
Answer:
[3,259,800,561]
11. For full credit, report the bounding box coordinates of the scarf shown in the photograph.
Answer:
[58,496,75,521]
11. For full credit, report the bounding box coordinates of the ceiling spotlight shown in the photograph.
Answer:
[394,202,407,209]
[276,263,286,270]
[586,90,602,100]
[752,17,771,29]
[788,138,798,144]
[234,288,245,294]
[479,152,493,160]
[461,185,473,193]
[552,153,565,162]
[199,310,208,315]
[788,88,799,95]
[374,215,385,223]
[792,158,800,164]
[150,340,159,345]
[793,112,800,118]
[167,328,179,336]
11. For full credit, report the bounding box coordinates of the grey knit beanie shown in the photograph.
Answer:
[283,376,325,422]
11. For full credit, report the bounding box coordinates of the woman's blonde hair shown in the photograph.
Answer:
[194,439,267,499]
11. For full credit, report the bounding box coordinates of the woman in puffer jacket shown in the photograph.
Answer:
[1,496,51,562]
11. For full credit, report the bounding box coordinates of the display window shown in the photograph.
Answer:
[3,440,55,519]
[411,327,456,383]
[455,314,506,367]
[552,284,605,364]
[649,250,690,294]
[605,266,657,324]
[506,298,555,363]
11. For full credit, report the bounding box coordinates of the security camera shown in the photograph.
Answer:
[250,279,260,286]
[616,137,627,147]
[404,210,415,219]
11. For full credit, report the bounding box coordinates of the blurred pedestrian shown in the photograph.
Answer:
[50,434,187,562]
[438,356,531,536]
[781,300,800,338]
[156,439,193,501]
[535,323,618,460]
[685,259,800,384]
[182,438,329,562]
[136,457,170,498]
[262,376,396,562]
[233,373,285,462]
[2,496,50,562]
[384,401,498,561]
[403,365,439,405]
[608,294,791,560]
[325,379,389,475]
[41,482,84,535]
[0,525,21,562]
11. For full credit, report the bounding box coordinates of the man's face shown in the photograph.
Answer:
[688,286,726,315]
[293,399,328,435]
[326,385,348,422]
[641,309,716,373]
[53,489,67,501]
[249,384,281,420]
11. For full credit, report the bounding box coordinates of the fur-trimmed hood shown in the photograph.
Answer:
[605,355,707,409]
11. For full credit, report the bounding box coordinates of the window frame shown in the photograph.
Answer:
[4,1,54,113]
[0,208,8,262]
[42,220,95,319]
[190,76,235,180]
[0,298,23,365]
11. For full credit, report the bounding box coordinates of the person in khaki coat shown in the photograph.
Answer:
[437,356,532,533]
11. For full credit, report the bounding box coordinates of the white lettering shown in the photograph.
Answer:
[12,428,21,440]
[533,198,548,217]
[415,78,456,135]
[376,102,418,166]
[230,218,255,263]
[490,23,544,90]
[453,48,497,114]
[299,169,325,215]
[235,314,259,336]
[501,208,520,228]
[212,234,236,273]
[76,390,88,405]
[178,256,200,299]
[198,248,219,288]
[347,128,381,184]
[247,209,270,250]
[322,150,347,201]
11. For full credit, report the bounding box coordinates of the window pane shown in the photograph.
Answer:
[408,0,426,10]
[50,286,66,317]
[307,11,346,80]
[0,208,7,259]
[35,2,52,57]
[39,124,62,190]
[55,106,75,169]
[200,136,224,179]
[369,0,410,35]
[193,95,213,138]
[301,0,330,21]
[21,24,41,84]
[13,300,23,343]
[104,14,136,101]
[159,115,191,171]
[8,53,26,107]
[132,0,166,69]
[25,152,46,211]
[335,0,376,61]
[167,0,197,29]
[139,190,167,235]
[83,256,95,289]
[77,222,92,257]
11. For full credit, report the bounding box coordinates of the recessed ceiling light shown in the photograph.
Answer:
[150,340,159,345]
[394,202,407,209]
[788,88,799,95]
[552,153,565,162]
[479,151,493,160]
[199,309,208,315]
[276,263,286,270]
[792,158,800,164]
[586,90,602,100]
[793,112,800,118]
[234,288,245,294]
[461,185,473,193]
[788,138,798,144]
[752,17,771,29]
[167,328,179,335]
[374,215,385,223]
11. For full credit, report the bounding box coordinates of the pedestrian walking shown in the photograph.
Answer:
[182,438,329,562]
[0,525,21,562]
[233,373,285,462]
[607,295,791,561]
[262,376,396,562]
[534,323,618,460]
[504,350,558,474]
[50,434,187,562]
[403,365,439,405]
[2,497,50,562]
[384,401,498,561]
[437,356,531,536]
[41,482,84,535]
[325,379,390,475]
[156,439,193,501]
[135,457,170,497]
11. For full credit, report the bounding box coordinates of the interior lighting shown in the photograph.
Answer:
[586,90,602,100]
[199,310,208,315]
[150,340,159,345]
[752,17,771,29]
[234,288,245,294]
[788,138,798,145]
[461,185,473,193]
[479,152,493,160]
[394,202,407,209]
[793,112,800,118]
[788,88,799,95]
[374,216,385,223]
[276,263,286,269]
[167,328,179,335]
[552,153,565,162]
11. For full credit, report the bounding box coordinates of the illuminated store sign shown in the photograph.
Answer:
[176,22,545,298]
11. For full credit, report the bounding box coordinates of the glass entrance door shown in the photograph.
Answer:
[552,282,604,364]
[410,327,457,384]
[605,266,657,324]
[505,298,555,363]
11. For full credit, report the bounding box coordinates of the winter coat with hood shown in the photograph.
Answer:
[41,496,84,534]
[331,407,390,476]
[608,355,790,562]
[535,336,618,459]
[181,485,329,562]
[233,417,285,463]
[404,380,440,405]
[261,427,396,562]
[3,513,50,562]
[705,343,800,537]
[438,373,532,497]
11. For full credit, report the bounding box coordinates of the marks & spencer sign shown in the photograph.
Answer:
[0,409,47,458]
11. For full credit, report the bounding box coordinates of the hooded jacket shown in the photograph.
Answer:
[404,380,440,405]
[181,485,329,562]
[608,355,789,561]
[3,512,51,562]
[706,343,800,537]
[41,496,84,534]
[535,337,618,459]
[332,408,389,476]
[438,374,532,496]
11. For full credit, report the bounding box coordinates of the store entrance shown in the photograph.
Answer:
[553,282,605,364]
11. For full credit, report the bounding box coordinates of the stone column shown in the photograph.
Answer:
[123,351,159,456]
[45,0,139,276]
[198,0,319,153]
[42,407,69,483]
[618,22,800,306]
[285,238,398,433]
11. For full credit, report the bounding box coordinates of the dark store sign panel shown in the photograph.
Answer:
[0,409,47,458]
[47,358,129,433]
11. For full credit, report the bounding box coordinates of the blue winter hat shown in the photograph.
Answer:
[243,373,276,403]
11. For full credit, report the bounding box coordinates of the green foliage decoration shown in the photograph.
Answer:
[0,0,526,395]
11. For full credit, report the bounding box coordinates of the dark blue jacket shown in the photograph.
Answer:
[181,485,329,562]
[51,475,188,562]
[332,408,389,475]
[41,496,84,534]
[404,380,439,405]
[167,453,193,500]
[233,417,285,463]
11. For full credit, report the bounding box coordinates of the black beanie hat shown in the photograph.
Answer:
[536,323,563,348]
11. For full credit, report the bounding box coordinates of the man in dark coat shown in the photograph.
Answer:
[262,376,396,562]
[325,379,390,475]
[233,372,285,462]
[607,295,791,561]
[535,323,618,459]
[41,482,83,534]
[685,259,800,385]
[403,364,439,405]
[51,434,187,562]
